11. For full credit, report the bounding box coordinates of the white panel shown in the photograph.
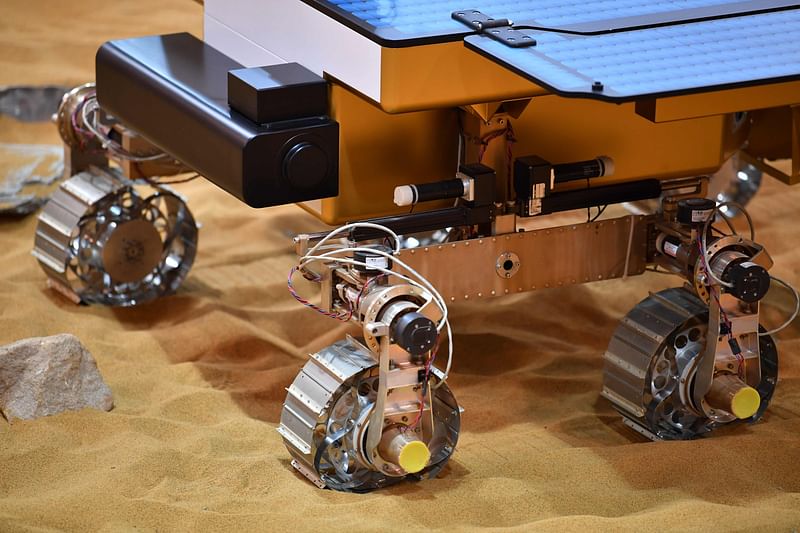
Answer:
[205,0,382,102]
[204,15,285,67]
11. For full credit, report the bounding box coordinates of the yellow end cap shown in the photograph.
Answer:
[398,440,431,474]
[731,386,761,419]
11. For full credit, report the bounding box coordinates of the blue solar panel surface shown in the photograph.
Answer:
[464,8,800,101]
[303,0,798,44]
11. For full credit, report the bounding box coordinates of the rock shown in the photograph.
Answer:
[0,334,113,422]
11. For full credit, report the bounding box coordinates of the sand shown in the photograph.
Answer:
[1,1,799,531]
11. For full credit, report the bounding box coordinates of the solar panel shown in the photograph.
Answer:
[301,0,799,46]
[464,8,800,101]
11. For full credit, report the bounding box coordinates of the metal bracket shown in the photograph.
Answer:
[366,322,390,338]
[366,336,392,470]
[452,10,537,48]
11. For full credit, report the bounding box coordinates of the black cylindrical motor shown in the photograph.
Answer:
[656,230,770,303]
[353,245,393,276]
[710,250,771,303]
[676,198,716,227]
[392,311,438,356]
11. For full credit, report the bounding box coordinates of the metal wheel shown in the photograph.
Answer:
[278,338,461,492]
[602,287,778,440]
[33,168,197,306]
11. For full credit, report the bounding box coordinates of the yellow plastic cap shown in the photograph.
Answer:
[731,386,761,419]
[398,440,431,474]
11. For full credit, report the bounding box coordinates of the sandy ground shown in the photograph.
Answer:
[1,1,799,531]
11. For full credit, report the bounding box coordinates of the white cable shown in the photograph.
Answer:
[302,252,455,382]
[301,247,449,329]
[301,254,436,306]
[760,275,800,337]
[80,97,169,162]
[304,222,401,258]
[297,221,454,383]
[431,319,453,390]
[700,200,755,289]
[306,247,448,318]
[692,201,796,337]
[302,239,446,312]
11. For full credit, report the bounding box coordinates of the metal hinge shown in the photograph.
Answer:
[451,9,537,48]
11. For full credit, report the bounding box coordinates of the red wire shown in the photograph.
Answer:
[287,266,350,321]
[287,267,386,323]
[697,239,745,378]
[404,343,439,432]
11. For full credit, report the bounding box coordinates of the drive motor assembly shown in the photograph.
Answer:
[280,230,460,491]
[601,198,782,439]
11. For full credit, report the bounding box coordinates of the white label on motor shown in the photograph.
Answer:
[692,209,713,223]
[663,241,680,258]
[365,256,389,270]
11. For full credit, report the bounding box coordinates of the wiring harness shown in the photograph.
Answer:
[288,222,455,387]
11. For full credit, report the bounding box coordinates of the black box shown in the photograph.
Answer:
[96,33,339,208]
[228,63,328,124]
[459,163,496,207]
[514,155,552,217]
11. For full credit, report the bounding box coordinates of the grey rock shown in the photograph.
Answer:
[0,142,62,216]
[0,334,113,422]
